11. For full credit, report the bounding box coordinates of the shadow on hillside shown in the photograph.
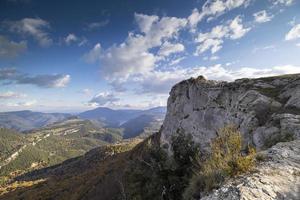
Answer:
[0,146,130,200]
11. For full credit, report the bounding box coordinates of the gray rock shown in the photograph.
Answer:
[161,74,300,152]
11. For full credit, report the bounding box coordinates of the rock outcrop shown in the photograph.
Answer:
[161,74,300,152]
[200,140,300,200]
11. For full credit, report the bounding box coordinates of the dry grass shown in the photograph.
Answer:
[183,125,256,199]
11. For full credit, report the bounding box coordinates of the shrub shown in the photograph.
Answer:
[183,125,256,199]
[125,131,201,200]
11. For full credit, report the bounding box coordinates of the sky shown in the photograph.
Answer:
[0,0,300,113]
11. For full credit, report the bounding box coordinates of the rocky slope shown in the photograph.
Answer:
[201,140,300,200]
[161,74,300,152]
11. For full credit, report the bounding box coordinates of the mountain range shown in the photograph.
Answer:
[0,111,72,132]
[0,106,166,136]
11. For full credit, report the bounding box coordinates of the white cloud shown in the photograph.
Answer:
[188,0,250,31]
[18,74,70,88]
[169,57,186,66]
[87,19,110,30]
[7,100,37,107]
[64,33,87,46]
[158,41,185,57]
[195,16,250,55]
[135,65,300,94]
[0,91,26,99]
[210,55,220,60]
[84,13,187,83]
[252,45,276,53]
[229,16,251,39]
[253,10,274,23]
[296,43,300,47]
[285,24,300,41]
[0,68,70,88]
[271,0,294,6]
[5,18,52,47]
[88,92,120,106]
[64,33,78,45]
[0,35,27,58]
[83,43,101,63]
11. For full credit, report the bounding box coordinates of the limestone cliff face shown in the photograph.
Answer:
[160,74,300,151]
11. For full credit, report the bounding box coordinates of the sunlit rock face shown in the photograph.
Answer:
[160,74,300,152]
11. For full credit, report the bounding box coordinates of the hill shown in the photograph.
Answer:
[78,106,166,127]
[121,114,163,139]
[0,119,122,185]
[0,111,72,132]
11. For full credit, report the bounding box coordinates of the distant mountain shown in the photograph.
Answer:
[140,106,167,116]
[78,107,141,127]
[121,114,158,139]
[78,106,166,130]
[0,111,72,132]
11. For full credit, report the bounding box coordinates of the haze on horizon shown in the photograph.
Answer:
[0,0,300,113]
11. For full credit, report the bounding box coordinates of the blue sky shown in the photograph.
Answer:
[0,0,300,113]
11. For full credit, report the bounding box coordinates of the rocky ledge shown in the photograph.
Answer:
[201,140,300,200]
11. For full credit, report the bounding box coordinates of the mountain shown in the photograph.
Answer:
[121,114,158,139]
[0,110,72,132]
[1,74,299,200]
[78,107,142,127]
[0,119,122,185]
[78,107,166,138]
[120,107,166,139]
[78,106,166,128]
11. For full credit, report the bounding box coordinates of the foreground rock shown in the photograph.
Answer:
[161,74,300,152]
[201,140,300,200]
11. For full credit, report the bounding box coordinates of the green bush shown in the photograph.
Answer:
[183,125,256,200]
[125,131,200,200]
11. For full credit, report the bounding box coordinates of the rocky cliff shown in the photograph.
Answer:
[161,74,300,152]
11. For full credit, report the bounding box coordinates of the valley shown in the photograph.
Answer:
[0,107,165,186]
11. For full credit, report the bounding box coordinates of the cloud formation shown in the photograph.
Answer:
[88,92,120,106]
[6,100,37,107]
[195,15,250,55]
[0,35,27,58]
[272,0,294,6]
[5,18,52,47]
[64,33,87,46]
[85,13,187,84]
[188,0,250,31]
[253,10,274,23]
[0,68,70,88]
[135,65,300,94]
[0,91,26,99]
[158,42,185,57]
[285,24,300,41]
[87,20,110,30]
[83,43,101,63]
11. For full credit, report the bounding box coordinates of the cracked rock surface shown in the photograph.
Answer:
[200,140,300,200]
[161,74,300,152]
